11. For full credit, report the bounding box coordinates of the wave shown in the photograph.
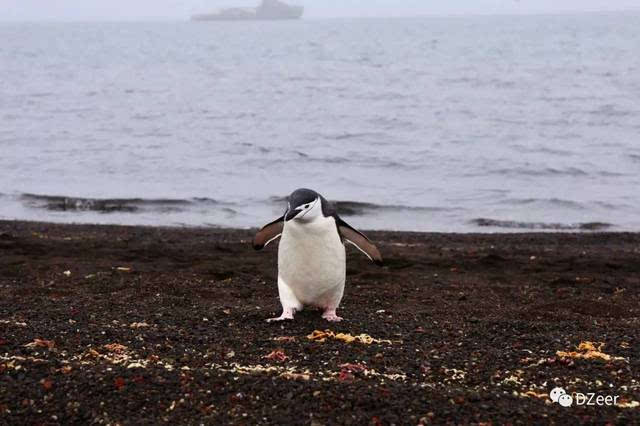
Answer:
[28,92,55,98]
[492,166,589,177]
[510,145,574,156]
[588,104,633,118]
[20,193,220,214]
[500,198,631,211]
[248,153,415,170]
[471,218,612,231]
[335,201,450,216]
[307,131,387,141]
[269,196,451,216]
[501,198,586,210]
[480,166,625,179]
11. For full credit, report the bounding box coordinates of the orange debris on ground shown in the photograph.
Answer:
[263,349,289,362]
[556,341,626,362]
[24,339,55,349]
[103,343,128,354]
[306,330,392,345]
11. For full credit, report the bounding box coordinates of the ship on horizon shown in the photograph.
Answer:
[191,0,304,21]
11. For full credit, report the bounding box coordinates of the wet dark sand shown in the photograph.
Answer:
[0,220,638,424]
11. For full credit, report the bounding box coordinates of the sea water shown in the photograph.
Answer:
[1,14,639,231]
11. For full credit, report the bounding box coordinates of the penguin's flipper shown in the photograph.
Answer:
[336,218,383,266]
[253,216,285,250]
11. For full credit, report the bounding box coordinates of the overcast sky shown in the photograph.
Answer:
[2,0,640,21]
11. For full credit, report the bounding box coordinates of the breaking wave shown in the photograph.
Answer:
[501,198,587,210]
[334,201,451,216]
[471,218,613,231]
[20,193,221,214]
[269,196,452,216]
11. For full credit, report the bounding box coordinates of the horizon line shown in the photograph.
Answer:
[2,8,640,23]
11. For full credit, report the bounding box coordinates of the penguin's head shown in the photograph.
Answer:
[285,188,323,223]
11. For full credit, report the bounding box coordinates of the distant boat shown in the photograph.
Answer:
[191,0,304,21]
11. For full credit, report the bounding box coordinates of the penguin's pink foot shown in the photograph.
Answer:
[267,308,296,323]
[322,309,343,322]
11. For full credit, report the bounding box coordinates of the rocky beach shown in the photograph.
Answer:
[0,220,638,424]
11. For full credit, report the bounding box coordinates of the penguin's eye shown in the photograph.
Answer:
[305,204,310,209]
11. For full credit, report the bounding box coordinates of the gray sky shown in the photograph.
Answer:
[2,0,640,21]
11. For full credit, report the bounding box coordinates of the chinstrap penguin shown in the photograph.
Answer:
[253,188,383,322]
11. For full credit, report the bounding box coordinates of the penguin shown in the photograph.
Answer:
[253,188,383,322]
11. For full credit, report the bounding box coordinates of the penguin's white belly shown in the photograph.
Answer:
[278,218,346,307]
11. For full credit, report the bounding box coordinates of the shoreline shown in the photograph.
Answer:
[0,217,631,235]
[1,193,632,234]
[1,220,638,423]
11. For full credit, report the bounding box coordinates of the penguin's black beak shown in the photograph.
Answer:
[285,208,303,221]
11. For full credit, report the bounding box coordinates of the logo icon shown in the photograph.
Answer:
[550,387,574,407]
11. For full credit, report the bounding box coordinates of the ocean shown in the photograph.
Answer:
[1,13,640,232]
